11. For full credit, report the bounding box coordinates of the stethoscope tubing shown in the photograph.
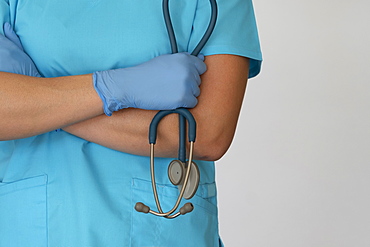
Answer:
[147,0,218,219]
[149,108,196,218]
[162,0,218,56]
[149,108,196,144]
[150,142,195,218]
[162,0,218,163]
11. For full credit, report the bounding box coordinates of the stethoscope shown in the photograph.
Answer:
[135,0,218,219]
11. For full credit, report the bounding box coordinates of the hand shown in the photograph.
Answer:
[0,23,41,77]
[93,52,206,116]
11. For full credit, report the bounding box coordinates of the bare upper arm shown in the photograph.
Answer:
[62,54,250,161]
[188,54,250,160]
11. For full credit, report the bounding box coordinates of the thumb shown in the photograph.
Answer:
[3,22,24,51]
[197,53,205,61]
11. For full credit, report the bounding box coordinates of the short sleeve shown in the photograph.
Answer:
[0,0,10,35]
[189,0,262,78]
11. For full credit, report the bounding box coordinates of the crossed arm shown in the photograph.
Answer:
[63,55,250,161]
[0,54,249,161]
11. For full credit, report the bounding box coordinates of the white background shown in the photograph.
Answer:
[217,1,370,246]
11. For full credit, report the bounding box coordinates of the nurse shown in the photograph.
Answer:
[0,0,262,246]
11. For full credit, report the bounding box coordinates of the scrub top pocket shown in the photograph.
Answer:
[0,175,47,247]
[131,178,221,247]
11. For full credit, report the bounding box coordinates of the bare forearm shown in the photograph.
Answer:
[63,106,225,160]
[63,55,250,161]
[63,108,178,157]
[0,72,103,140]
[63,90,240,160]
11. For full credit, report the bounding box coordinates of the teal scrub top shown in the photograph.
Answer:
[0,0,262,246]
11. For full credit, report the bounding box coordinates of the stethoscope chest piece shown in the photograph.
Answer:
[168,160,200,199]
[135,0,217,219]
[168,160,184,185]
[135,108,199,219]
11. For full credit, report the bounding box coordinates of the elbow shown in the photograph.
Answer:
[194,146,228,162]
[193,132,233,162]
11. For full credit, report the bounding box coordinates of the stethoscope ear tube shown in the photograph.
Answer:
[163,0,218,56]
[136,0,218,219]
[191,0,218,56]
[149,108,196,144]
[143,109,198,218]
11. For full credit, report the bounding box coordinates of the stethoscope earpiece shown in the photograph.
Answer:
[135,157,199,218]
[179,203,194,215]
[135,0,217,219]
[135,108,199,219]
[134,202,150,214]
[135,201,194,217]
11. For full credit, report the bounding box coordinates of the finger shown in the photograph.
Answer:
[193,72,202,87]
[191,56,207,75]
[3,22,24,51]
[183,96,198,109]
[197,54,205,61]
[192,84,200,98]
[189,74,201,97]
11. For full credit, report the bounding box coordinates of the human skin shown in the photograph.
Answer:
[0,54,249,161]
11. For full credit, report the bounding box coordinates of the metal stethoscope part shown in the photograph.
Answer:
[136,141,198,219]
[135,0,218,219]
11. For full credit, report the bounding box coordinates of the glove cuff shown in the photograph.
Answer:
[92,72,113,116]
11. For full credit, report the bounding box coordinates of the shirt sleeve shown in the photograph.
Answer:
[0,0,10,35]
[188,0,262,78]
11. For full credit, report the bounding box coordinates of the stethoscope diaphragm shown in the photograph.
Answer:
[168,160,200,199]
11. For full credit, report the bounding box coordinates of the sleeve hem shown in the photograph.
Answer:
[200,45,263,79]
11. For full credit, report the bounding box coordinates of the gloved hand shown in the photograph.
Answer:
[93,52,206,116]
[0,23,41,77]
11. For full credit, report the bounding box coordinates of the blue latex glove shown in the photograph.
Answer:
[0,23,41,77]
[93,52,206,116]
